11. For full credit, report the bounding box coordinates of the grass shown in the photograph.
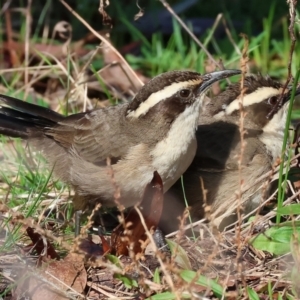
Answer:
[124,6,300,81]
[0,0,300,299]
[0,138,71,248]
[276,69,300,224]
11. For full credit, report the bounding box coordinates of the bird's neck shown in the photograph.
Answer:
[259,109,287,162]
[150,102,201,190]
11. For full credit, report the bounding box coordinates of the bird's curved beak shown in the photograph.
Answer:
[199,69,241,92]
[290,84,300,97]
[267,83,300,119]
[281,83,300,105]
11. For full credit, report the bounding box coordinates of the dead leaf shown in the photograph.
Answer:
[14,253,87,300]
[98,34,144,99]
[26,227,60,260]
[134,2,145,21]
[98,0,112,27]
[78,235,106,258]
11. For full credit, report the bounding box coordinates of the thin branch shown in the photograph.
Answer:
[24,0,32,96]
[158,0,223,70]
[59,0,144,90]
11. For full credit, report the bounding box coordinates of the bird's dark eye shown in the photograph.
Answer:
[179,89,191,98]
[268,96,278,105]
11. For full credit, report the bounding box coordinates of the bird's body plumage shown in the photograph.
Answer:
[0,70,240,211]
[163,75,295,231]
[0,95,194,208]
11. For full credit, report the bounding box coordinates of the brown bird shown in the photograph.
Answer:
[162,75,300,232]
[0,69,240,213]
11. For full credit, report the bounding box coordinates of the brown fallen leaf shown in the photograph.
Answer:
[98,33,145,99]
[111,171,164,256]
[78,235,106,258]
[14,253,87,300]
[26,227,60,260]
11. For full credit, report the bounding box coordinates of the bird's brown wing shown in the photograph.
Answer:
[165,120,267,221]
[194,120,264,171]
[45,105,132,165]
[193,121,240,170]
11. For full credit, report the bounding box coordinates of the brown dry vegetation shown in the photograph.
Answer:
[0,0,300,299]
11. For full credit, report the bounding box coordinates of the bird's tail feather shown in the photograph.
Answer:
[0,94,64,139]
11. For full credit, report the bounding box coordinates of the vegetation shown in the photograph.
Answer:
[0,0,300,299]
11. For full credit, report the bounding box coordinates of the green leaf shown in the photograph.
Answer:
[278,293,284,300]
[276,204,300,215]
[271,226,300,243]
[247,287,260,300]
[146,291,191,300]
[268,281,273,298]
[166,239,192,270]
[287,294,295,300]
[276,68,300,224]
[114,274,138,289]
[180,270,224,298]
[147,292,176,300]
[251,236,290,255]
[106,254,122,268]
[250,224,300,255]
[153,268,160,284]
[106,255,138,289]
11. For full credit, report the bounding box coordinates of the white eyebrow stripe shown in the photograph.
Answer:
[127,79,202,118]
[224,87,282,115]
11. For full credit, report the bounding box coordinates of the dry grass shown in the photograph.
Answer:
[0,0,300,299]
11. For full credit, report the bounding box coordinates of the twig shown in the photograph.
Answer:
[276,0,299,222]
[236,36,249,222]
[267,0,298,119]
[87,282,133,299]
[0,0,12,15]
[59,0,143,90]
[286,0,297,84]
[158,0,222,70]
[134,206,178,298]
[236,33,249,287]
[222,18,242,55]
[24,0,32,96]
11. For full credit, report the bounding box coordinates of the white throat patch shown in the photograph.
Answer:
[259,103,288,162]
[150,93,206,191]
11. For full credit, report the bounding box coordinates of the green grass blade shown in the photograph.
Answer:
[276,68,300,223]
